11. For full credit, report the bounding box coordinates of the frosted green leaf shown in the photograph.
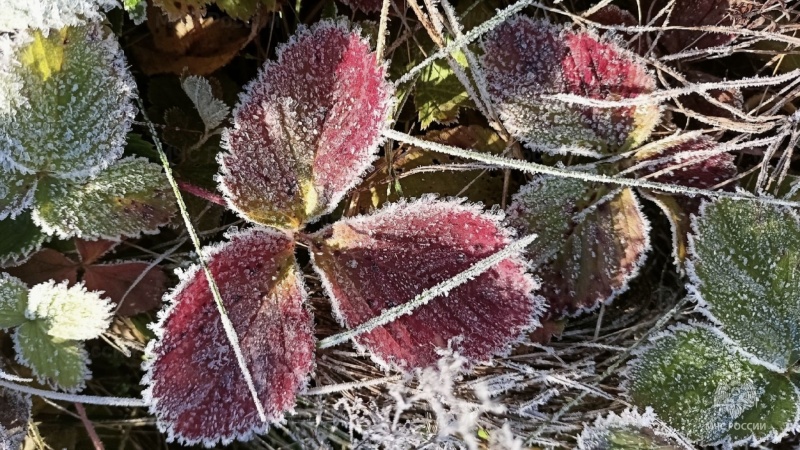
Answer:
[123,0,147,25]
[26,281,113,341]
[0,0,117,32]
[0,212,49,268]
[506,176,650,316]
[0,273,28,330]
[13,320,90,392]
[181,76,229,133]
[32,158,176,240]
[0,171,36,221]
[577,409,684,450]
[688,199,800,372]
[0,25,135,179]
[626,325,799,446]
[415,49,471,129]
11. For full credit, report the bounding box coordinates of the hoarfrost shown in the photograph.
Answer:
[0,0,118,32]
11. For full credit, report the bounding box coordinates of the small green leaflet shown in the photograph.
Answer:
[33,158,175,240]
[0,273,28,330]
[181,76,230,134]
[577,408,685,450]
[688,199,800,372]
[626,325,799,446]
[14,320,91,392]
[415,49,472,129]
[26,281,114,341]
[0,212,49,268]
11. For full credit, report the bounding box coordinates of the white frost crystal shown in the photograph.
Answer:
[0,0,119,33]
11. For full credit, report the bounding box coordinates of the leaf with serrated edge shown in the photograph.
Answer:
[0,273,29,330]
[415,49,471,129]
[143,228,315,446]
[181,76,229,133]
[26,280,113,341]
[310,197,542,371]
[219,20,393,230]
[84,262,168,317]
[506,177,650,317]
[577,408,685,450]
[0,25,135,180]
[480,16,659,156]
[13,320,91,392]
[33,158,175,240]
[1,0,117,31]
[0,171,36,221]
[625,324,799,446]
[0,212,49,268]
[0,387,31,450]
[687,199,800,372]
[5,248,79,287]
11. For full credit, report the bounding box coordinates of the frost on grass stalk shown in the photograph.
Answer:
[0,273,113,392]
[506,177,650,317]
[480,16,660,157]
[219,19,394,230]
[0,386,30,450]
[0,24,174,253]
[310,197,542,371]
[577,408,685,450]
[626,199,800,445]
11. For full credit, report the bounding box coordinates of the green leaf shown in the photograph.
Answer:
[578,409,684,450]
[0,171,37,221]
[181,76,229,133]
[26,281,113,341]
[32,158,176,240]
[626,325,799,446]
[0,212,49,268]
[0,25,135,180]
[13,320,90,392]
[507,177,650,316]
[688,199,800,372]
[415,49,472,129]
[0,273,29,330]
[123,0,147,24]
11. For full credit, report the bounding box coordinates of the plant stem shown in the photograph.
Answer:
[176,179,227,207]
[75,402,105,450]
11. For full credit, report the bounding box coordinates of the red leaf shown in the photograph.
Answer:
[83,262,167,317]
[481,17,659,156]
[143,228,314,446]
[75,239,119,265]
[5,249,78,286]
[310,197,541,371]
[633,137,737,189]
[219,20,394,230]
[645,0,745,55]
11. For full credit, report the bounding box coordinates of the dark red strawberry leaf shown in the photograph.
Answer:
[83,262,167,317]
[644,0,749,55]
[309,197,541,371]
[143,228,314,446]
[76,239,120,265]
[0,387,30,450]
[633,136,737,267]
[506,177,650,317]
[481,16,659,156]
[219,20,393,230]
[5,249,78,287]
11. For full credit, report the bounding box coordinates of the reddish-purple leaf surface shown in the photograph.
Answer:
[310,197,541,371]
[645,0,745,55]
[5,248,78,286]
[481,17,659,156]
[143,228,315,446]
[219,20,394,230]
[633,136,737,267]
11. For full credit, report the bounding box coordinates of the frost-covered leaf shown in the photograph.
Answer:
[506,177,650,317]
[83,262,168,317]
[13,320,91,392]
[181,76,230,133]
[0,273,28,330]
[123,0,147,25]
[339,0,381,13]
[33,158,175,240]
[0,172,36,221]
[0,387,31,450]
[577,408,684,450]
[688,199,800,372]
[220,20,393,230]
[0,0,117,31]
[5,248,79,287]
[310,197,541,371]
[143,228,314,446]
[0,25,135,179]
[646,0,745,54]
[415,49,471,129]
[26,281,113,341]
[153,0,277,21]
[351,126,511,214]
[633,137,736,267]
[626,325,798,446]
[0,213,49,268]
[481,17,659,156]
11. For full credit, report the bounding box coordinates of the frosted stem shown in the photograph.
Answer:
[0,379,147,407]
[383,129,800,209]
[318,233,537,349]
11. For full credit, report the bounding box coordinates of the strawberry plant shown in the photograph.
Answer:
[1,0,800,449]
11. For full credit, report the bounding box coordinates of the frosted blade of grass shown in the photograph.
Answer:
[383,129,800,209]
[317,232,538,350]
[0,378,146,407]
